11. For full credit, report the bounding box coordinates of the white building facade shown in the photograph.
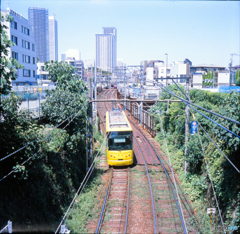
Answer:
[96,27,117,71]
[2,8,37,86]
[49,15,58,61]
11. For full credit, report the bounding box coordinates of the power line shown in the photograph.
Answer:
[154,78,240,125]
[55,134,108,234]
[158,113,188,234]
[197,128,226,233]
[145,79,240,139]
[0,105,87,182]
[0,106,84,162]
[167,80,240,173]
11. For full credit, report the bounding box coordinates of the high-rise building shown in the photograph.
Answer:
[28,7,49,62]
[1,8,37,86]
[49,15,58,61]
[95,27,117,71]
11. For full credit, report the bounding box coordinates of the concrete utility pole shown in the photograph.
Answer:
[184,78,190,175]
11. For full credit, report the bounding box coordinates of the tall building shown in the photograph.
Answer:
[49,15,58,61]
[28,7,49,62]
[1,8,37,86]
[95,27,117,71]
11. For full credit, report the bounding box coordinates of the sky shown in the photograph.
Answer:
[1,0,240,67]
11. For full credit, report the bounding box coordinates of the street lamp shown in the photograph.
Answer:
[165,53,168,86]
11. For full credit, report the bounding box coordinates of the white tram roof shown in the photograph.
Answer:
[108,110,129,129]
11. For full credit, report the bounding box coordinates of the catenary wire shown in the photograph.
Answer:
[55,133,108,234]
[145,79,240,138]
[153,79,240,125]
[169,80,240,173]
[197,127,226,233]
[158,113,188,234]
[0,105,87,182]
[0,109,81,162]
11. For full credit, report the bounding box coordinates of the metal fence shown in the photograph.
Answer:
[125,101,155,137]
[117,92,155,137]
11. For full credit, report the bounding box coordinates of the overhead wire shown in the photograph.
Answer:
[158,112,188,234]
[0,109,81,162]
[153,79,240,125]
[0,104,87,182]
[55,133,108,234]
[197,127,226,233]
[145,79,240,138]
[167,80,240,173]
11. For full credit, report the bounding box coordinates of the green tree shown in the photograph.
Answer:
[42,61,88,124]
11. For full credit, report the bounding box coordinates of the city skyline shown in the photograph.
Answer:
[2,0,240,67]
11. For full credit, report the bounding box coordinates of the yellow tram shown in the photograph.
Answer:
[106,110,133,166]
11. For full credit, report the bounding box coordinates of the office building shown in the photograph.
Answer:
[1,8,37,86]
[28,7,49,62]
[95,27,117,71]
[49,15,58,61]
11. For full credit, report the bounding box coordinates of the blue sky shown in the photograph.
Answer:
[2,0,240,67]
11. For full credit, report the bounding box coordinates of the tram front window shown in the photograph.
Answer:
[108,131,133,151]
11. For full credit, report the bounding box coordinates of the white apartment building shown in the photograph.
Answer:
[49,15,58,61]
[170,61,190,84]
[2,8,37,86]
[63,49,81,61]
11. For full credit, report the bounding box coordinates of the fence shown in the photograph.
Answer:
[118,92,155,137]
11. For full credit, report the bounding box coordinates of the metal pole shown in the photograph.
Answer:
[38,89,40,119]
[94,61,97,113]
[89,102,93,179]
[184,78,190,175]
[86,115,88,174]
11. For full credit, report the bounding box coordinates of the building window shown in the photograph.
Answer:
[33,70,35,77]
[22,54,25,62]
[41,66,45,71]
[11,21,17,29]
[22,40,30,49]
[11,35,18,45]
[21,26,24,33]
[25,55,30,63]
[33,57,35,64]
[24,27,30,35]
[23,69,31,77]
[11,51,18,61]
[32,44,35,51]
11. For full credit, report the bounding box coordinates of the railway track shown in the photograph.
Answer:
[94,89,199,233]
[96,167,130,234]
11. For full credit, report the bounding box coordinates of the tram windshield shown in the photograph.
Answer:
[108,131,133,151]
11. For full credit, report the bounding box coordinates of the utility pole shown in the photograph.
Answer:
[94,61,97,116]
[184,78,190,175]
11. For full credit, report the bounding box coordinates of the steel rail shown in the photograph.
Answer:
[133,137,157,234]
[128,117,188,234]
[124,167,130,234]
[95,168,113,234]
